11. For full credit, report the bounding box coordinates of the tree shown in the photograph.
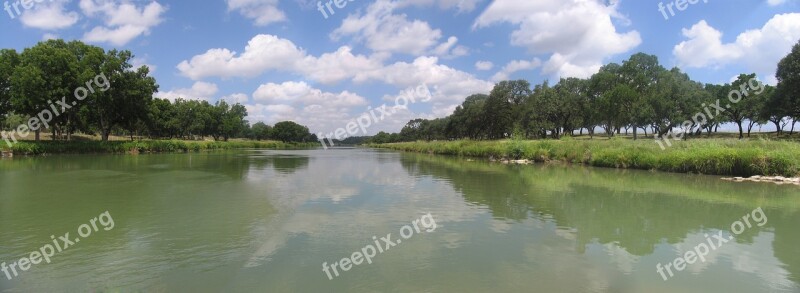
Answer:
[620,53,663,140]
[251,122,272,141]
[147,98,177,138]
[649,68,696,138]
[777,40,800,133]
[10,40,78,141]
[759,85,789,136]
[0,49,19,125]
[483,84,515,139]
[220,102,248,141]
[272,121,311,142]
[725,74,760,139]
[447,94,488,139]
[94,49,148,141]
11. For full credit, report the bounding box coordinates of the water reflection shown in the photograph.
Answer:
[1,149,799,292]
[399,152,800,289]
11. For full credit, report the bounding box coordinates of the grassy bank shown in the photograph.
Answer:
[370,139,800,177]
[1,140,317,156]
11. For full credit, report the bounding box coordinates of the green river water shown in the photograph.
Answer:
[0,148,798,292]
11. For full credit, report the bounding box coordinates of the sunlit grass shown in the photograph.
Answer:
[371,138,800,177]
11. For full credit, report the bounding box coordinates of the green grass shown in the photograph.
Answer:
[1,140,317,156]
[370,138,800,177]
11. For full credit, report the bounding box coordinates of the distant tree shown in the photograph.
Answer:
[447,94,488,139]
[725,74,760,139]
[759,85,789,136]
[483,84,515,139]
[272,121,310,142]
[0,49,19,126]
[777,41,800,133]
[220,102,248,141]
[251,122,272,141]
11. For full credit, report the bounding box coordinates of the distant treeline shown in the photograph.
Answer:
[0,40,317,143]
[369,43,800,144]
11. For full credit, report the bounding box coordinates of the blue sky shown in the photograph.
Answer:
[1,0,799,134]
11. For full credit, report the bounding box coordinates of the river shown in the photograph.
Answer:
[0,148,798,292]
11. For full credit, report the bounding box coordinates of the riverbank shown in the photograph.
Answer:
[0,140,318,156]
[370,139,800,177]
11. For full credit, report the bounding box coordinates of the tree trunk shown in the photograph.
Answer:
[633,127,638,140]
[737,122,744,139]
[102,129,110,142]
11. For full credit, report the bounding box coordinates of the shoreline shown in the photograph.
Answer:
[369,139,800,178]
[0,140,318,156]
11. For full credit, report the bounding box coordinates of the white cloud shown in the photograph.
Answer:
[474,0,640,79]
[331,0,460,57]
[432,36,469,59]
[19,0,79,30]
[475,61,494,71]
[226,0,286,26]
[246,81,371,133]
[80,0,167,46]
[673,14,800,77]
[155,82,219,102]
[356,56,494,105]
[177,34,386,84]
[131,57,157,73]
[396,0,483,12]
[220,93,250,104]
[767,0,787,6]
[491,59,542,82]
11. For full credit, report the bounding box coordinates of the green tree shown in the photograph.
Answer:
[0,49,19,126]
[10,40,78,141]
[251,122,272,141]
[272,121,310,142]
[483,84,515,139]
[776,41,800,133]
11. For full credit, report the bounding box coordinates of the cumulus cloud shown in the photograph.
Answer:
[220,93,250,104]
[19,0,79,30]
[155,82,219,102]
[396,0,483,12]
[331,0,464,57]
[491,59,542,82]
[767,0,787,6]
[673,13,800,78]
[80,0,167,46]
[177,34,386,84]
[474,0,640,78]
[226,0,286,26]
[475,61,494,71]
[246,81,371,133]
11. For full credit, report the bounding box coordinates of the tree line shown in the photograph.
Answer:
[371,43,800,143]
[0,40,317,143]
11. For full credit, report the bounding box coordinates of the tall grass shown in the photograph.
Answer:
[370,138,800,177]
[1,140,317,156]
